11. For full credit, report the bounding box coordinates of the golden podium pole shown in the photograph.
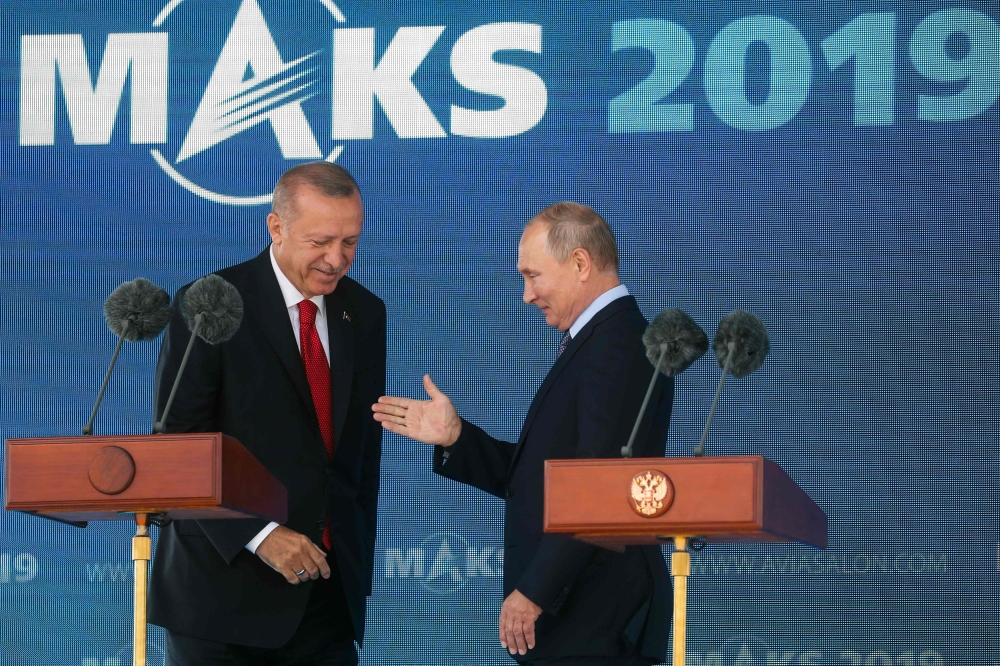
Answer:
[132,513,151,666]
[671,536,690,666]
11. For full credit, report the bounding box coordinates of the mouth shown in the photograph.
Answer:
[313,266,340,279]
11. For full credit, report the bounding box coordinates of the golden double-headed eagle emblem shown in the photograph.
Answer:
[629,470,674,518]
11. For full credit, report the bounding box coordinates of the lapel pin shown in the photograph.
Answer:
[343,312,351,322]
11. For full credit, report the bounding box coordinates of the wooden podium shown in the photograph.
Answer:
[544,456,826,666]
[4,433,287,666]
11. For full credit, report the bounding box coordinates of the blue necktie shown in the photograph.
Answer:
[556,331,571,358]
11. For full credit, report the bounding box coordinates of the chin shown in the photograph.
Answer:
[310,278,340,295]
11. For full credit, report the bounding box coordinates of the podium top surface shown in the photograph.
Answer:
[5,433,287,525]
[544,455,827,549]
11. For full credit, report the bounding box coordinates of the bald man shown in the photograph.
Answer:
[374,203,674,666]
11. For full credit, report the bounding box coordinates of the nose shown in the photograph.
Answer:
[323,243,344,270]
[522,279,535,305]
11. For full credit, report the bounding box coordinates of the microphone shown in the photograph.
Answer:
[621,309,708,457]
[694,310,770,456]
[82,279,172,435]
[154,275,243,434]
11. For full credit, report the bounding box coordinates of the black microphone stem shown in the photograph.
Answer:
[621,346,667,458]
[695,340,734,457]
[154,313,203,434]
[82,325,129,436]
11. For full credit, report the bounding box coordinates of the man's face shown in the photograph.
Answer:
[518,222,582,331]
[267,187,364,299]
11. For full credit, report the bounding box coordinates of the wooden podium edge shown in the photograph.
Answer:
[543,455,828,550]
[3,433,288,524]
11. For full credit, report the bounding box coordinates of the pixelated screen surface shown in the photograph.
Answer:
[1,1,998,665]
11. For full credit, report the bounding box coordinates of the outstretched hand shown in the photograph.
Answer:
[372,374,462,447]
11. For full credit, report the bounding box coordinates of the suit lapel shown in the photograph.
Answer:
[324,289,355,447]
[508,296,640,474]
[243,250,315,419]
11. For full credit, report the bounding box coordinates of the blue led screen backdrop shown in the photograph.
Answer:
[1,1,998,665]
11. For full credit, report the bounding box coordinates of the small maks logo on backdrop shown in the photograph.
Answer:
[384,531,503,595]
[19,0,547,206]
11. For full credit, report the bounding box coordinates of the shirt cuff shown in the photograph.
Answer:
[245,522,280,554]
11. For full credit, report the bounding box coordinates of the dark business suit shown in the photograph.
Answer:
[434,296,674,663]
[148,248,385,651]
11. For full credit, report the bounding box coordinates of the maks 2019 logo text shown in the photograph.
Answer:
[19,0,547,205]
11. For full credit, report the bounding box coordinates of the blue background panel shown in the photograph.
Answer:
[1,2,998,665]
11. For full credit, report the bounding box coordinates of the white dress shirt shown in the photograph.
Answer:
[567,284,630,341]
[245,247,333,554]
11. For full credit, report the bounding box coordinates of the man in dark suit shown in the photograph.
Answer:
[149,162,386,666]
[373,202,674,666]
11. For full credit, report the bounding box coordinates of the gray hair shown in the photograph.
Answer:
[529,202,619,273]
[272,162,360,222]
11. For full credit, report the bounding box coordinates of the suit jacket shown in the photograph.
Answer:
[148,248,386,649]
[434,296,674,662]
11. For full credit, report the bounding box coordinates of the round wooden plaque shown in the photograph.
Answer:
[88,446,136,495]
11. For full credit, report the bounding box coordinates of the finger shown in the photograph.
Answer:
[299,555,322,581]
[498,607,508,649]
[524,617,536,650]
[377,395,413,408]
[291,548,321,581]
[372,411,406,426]
[371,403,408,417]
[512,620,529,655]
[297,562,319,581]
[285,568,301,585]
[505,613,519,655]
[379,421,408,436]
[423,374,444,399]
[308,542,332,579]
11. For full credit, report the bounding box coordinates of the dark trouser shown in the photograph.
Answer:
[165,575,356,666]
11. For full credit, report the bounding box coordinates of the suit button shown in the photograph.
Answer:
[316,520,326,529]
[505,486,514,498]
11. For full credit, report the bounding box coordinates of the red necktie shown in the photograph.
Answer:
[298,300,335,550]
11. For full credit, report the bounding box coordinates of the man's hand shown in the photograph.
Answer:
[372,374,462,447]
[255,526,331,585]
[499,589,542,656]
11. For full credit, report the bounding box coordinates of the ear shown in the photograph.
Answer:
[266,212,284,246]
[571,247,592,282]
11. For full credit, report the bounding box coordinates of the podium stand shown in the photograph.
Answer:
[544,456,826,666]
[4,433,288,666]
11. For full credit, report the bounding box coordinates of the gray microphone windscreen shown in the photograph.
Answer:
[713,310,770,378]
[181,274,243,344]
[642,308,709,376]
[103,278,173,342]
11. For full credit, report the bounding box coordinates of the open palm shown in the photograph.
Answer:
[372,374,462,447]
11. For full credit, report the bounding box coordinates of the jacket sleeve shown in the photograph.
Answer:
[516,334,673,613]
[153,285,268,563]
[433,419,515,500]
[359,301,387,595]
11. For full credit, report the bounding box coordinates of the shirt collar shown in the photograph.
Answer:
[269,245,326,314]
[568,284,630,339]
